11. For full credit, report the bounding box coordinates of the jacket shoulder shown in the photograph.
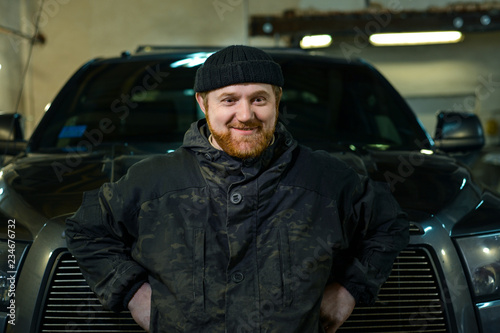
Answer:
[119,148,205,195]
[292,145,356,175]
[282,145,360,195]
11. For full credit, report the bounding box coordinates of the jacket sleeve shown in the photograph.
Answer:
[332,173,409,305]
[65,159,159,312]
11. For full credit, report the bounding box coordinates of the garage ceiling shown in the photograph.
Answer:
[250,2,500,43]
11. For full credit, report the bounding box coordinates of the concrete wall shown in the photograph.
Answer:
[1,0,499,143]
[0,0,34,116]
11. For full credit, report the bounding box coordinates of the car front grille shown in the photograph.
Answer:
[338,248,450,333]
[39,252,144,333]
[39,248,449,333]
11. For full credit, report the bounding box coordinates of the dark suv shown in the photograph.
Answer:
[1,47,499,333]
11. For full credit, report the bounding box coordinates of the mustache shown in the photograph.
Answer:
[228,120,262,129]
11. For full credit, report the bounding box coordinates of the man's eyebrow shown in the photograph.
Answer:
[215,92,239,99]
[250,90,272,97]
[215,90,272,99]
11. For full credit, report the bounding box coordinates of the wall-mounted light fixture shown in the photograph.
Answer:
[300,34,333,49]
[369,31,464,46]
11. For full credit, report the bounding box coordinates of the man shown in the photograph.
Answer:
[66,45,409,332]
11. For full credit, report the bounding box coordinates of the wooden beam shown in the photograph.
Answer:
[250,6,500,38]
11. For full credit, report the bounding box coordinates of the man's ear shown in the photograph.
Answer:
[277,87,283,105]
[195,93,207,115]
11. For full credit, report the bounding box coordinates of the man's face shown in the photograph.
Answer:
[196,83,280,159]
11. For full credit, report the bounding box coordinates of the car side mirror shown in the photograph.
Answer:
[0,112,27,157]
[434,111,485,153]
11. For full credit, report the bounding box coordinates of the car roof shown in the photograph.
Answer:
[89,45,366,67]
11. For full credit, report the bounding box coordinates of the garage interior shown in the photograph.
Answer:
[2,1,500,333]
[1,0,500,142]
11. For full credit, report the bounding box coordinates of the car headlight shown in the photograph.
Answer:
[456,232,500,299]
[0,239,30,312]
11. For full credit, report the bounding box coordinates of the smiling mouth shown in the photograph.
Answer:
[230,127,258,133]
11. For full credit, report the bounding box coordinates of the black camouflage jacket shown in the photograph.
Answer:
[66,119,409,333]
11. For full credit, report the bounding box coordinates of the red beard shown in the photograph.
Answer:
[206,116,275,159]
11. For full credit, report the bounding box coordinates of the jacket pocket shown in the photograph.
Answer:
[192,228,205,312]
[258,227,293,308]
[278,227,293,307]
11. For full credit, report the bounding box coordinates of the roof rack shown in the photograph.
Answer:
[135,45,222,54]
[135,45,303,54]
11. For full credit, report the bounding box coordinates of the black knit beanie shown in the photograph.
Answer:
[194,45,284,92]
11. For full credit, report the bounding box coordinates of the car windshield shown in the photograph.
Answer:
[32,53,429,153]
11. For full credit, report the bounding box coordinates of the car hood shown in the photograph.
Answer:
[0,149,471,239]
[0,152,151,239]
[332,150,470,221]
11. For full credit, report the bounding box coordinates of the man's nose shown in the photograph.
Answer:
[236,101,254,123]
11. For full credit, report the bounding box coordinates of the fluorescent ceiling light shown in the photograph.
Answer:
[300,34,333,49]
[369,31,464,46]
